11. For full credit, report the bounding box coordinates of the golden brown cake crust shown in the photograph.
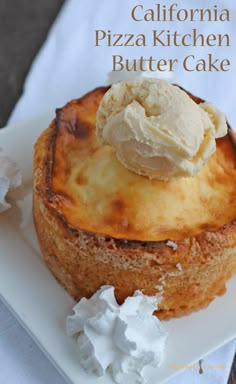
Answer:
[33,86,236,320]
[35,86,236,242]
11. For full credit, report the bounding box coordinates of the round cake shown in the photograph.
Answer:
[33,85,236,320]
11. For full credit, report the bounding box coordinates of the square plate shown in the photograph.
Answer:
[0,114,236,384]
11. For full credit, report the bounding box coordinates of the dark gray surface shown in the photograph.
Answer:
[229,353,236,384]
[0,1,235,383]
[0,0,64,127]
[230,358,236,384]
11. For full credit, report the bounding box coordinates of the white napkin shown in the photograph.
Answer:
[5,0,236,383]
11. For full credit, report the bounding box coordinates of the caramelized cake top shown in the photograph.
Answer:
[37,86,236,241]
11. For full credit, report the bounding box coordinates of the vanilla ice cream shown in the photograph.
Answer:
[96,78,227,180]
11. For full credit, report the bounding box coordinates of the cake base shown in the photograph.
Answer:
[33,188,236,320]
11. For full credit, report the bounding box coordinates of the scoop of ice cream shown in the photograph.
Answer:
[96,78,227,180]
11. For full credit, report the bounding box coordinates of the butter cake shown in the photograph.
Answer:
[33,86,236,319]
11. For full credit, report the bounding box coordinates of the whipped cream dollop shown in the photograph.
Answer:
[66,286,167,384]
[0,152,22,213]
[96,78,227,180]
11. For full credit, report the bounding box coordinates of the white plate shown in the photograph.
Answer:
[0,114,236,384]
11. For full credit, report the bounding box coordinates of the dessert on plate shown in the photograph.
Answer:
[33,78,236,320]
